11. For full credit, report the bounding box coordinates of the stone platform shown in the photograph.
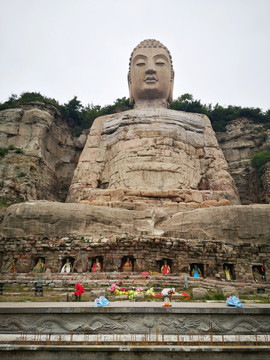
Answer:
[0,302,270,359]
[0,301,270,335]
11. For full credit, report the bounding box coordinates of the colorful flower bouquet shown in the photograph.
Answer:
[108,283,191,302]
[74,283,85,301]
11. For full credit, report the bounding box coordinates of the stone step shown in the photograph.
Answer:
[1,273,269,294]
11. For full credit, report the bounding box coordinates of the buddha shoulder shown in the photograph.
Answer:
[99,108,209,135]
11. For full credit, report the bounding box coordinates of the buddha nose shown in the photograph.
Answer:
[146,68,156,74]
[145,61,156,74]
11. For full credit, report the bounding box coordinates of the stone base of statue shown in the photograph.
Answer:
[67,188,239,210]
[0,200,269,284]
[1,201,269,244]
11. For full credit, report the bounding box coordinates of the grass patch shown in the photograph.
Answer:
[203,292,226,301]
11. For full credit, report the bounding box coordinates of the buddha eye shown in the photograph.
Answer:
[136,61,145,66]
[156,60,166,66]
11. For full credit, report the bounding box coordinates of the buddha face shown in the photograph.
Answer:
[129,47,173,105]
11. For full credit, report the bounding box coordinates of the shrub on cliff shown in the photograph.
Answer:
[251,148,270,170]
[1,92,269,135]
[170,95,270,132]
[0,92,60,111]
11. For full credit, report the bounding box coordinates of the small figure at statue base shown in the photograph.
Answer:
[121,257,133,272]
[61,258,72,273]
[92,258,102,273]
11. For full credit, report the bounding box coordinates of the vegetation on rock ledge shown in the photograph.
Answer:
[251,148,270,170]
[1,91,270,135]
[0,145,24,157]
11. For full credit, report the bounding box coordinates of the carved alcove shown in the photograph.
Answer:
[90,257,103,272]
[252,265,266,282]
[158,258,172,274]
[32,257,46,273]
[120,256,135,272]
[190,263,204,278]
[61,257,75,273]
[223,263,235,280]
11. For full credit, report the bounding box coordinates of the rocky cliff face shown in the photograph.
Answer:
[216,118,270,204]
[0,102,85,204]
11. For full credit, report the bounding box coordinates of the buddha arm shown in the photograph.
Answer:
[67,115,111,201]
[201,115,239,201]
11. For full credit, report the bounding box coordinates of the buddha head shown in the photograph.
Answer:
[128,39,174,106]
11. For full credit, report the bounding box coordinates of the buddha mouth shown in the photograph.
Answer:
[144,76,157,83]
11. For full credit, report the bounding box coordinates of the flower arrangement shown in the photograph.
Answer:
[181,292,190,301]
[108,283,120,292]
[74,283,85,301]
[108,283,148,299]
[107,283,190,302]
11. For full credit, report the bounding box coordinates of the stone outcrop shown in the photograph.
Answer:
[1,201,270,245]
[159,204,270,244]
[0,102,84,204]
[216,118,270,204]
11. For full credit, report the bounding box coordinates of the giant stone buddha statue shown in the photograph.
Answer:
[67,39,239,209]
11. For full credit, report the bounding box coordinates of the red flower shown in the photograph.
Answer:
[74,283,85,296]
[181,292,190,301]
[121,287,125,291]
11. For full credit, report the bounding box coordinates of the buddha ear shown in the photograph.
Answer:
[128,74,135,106]
[168,74,174,105]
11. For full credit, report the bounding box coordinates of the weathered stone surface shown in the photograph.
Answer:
[159,204,270,244]
[1,201,269,245]
[192,287,207,299]
[0,103,82,203]
[216,118,270,204]
[0,201,142,239]
[67,109,239,206]
[221,286,238,297]
[89,289,106,300]
[260,162,270,203]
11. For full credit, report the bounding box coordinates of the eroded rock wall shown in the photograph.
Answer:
[216,118,270,204]
[0,103,84,203]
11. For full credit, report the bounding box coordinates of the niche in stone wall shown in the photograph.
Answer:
[158,259,172,274]
[120,256,134,272]
[223,263,235,281]
[252,265,266,282]
[61,257,75,273]
[0,256,16,273]
[90,257,103,273]
[32,257,45,273]
[190,263,204,278]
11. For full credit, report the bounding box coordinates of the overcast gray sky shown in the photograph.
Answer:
[1,0,270,110]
